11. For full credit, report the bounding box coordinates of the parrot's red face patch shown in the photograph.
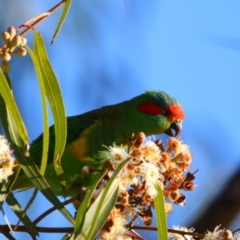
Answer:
[138,102,164,115]
[138,102,185,121]
[168,105,185,121]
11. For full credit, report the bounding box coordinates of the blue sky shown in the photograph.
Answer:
[1,0,240,239]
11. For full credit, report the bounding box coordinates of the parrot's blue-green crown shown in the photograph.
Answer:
[134,91,185,121]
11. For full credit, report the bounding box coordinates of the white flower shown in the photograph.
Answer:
[137,161,160,198]
[100,208,129,240]
[140,161,159,187]
[106,145,129,168]
[0,135,11,160]
[169,226,195,240]
[0,157,14,182]
[203,225,226,240]
[0,135,15,182]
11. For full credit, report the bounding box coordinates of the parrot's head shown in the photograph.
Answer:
[136,91,185,136]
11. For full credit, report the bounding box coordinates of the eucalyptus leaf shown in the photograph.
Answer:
[74,159,129,240]
[33,32,67,188]
[51,0,72,44]
[6,192,39,237]
[74,170,107,238]
[153,184,168,240]
[0,70,28,145]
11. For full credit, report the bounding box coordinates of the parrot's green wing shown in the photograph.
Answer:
[14,114,105,195]
[30,114,95,165]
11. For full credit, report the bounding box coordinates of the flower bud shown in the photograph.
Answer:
[127,163,135,170]
[167,190,180,202]
[20,36,27,46]
[185,172,196,182]
[102,160,114,170]
[182,181,196,191]
[2,52,11,61]
[168,182,178,191]
[11,35,22,47]
[135,132,145,146]
[102,219,113,232]
[7,26,16,40]
[115,203,125,212]
[2,32,10,42]
[14,47,27,57]
[155,139,164,151]
[174,194,186,205]
[143,194,153,202]
[142,207,152,226]
[223,229,233,239]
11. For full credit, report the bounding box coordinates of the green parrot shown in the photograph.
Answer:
[14,91,185,195]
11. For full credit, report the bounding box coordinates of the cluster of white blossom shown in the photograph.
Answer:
[169,225,239,240]
[96,132,196,240]
[0,135,15,182]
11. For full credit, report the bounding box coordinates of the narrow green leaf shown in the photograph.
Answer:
[75,159,129,240]
[17,188,38,225]
[33,32,67,188]
[85,182,119,240]
[51,0,72,45]
[74,170,107,238]
[153,184,168,240]
[25,44,49,175]
[6,192,39,237]
[0,69,28,145]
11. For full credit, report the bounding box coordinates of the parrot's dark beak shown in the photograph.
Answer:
[165,120,182,137]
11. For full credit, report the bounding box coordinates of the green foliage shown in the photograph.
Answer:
[0,3,75,235]
[51,0,72,44]
[32,31,67,187]
[0,70,28,145]
[73,159,129,240]
[154,184,168,240]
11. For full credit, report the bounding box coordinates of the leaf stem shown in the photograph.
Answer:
[18,0,66,37]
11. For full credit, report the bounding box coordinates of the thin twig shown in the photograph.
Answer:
[0,223,207,239]
[0,224,74,233]
[132,226,206,238]
[128,229,145,240]
[18,0,66,37]
[32,196,76,225]
[2,231,16,240]
[15,188,38,228]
